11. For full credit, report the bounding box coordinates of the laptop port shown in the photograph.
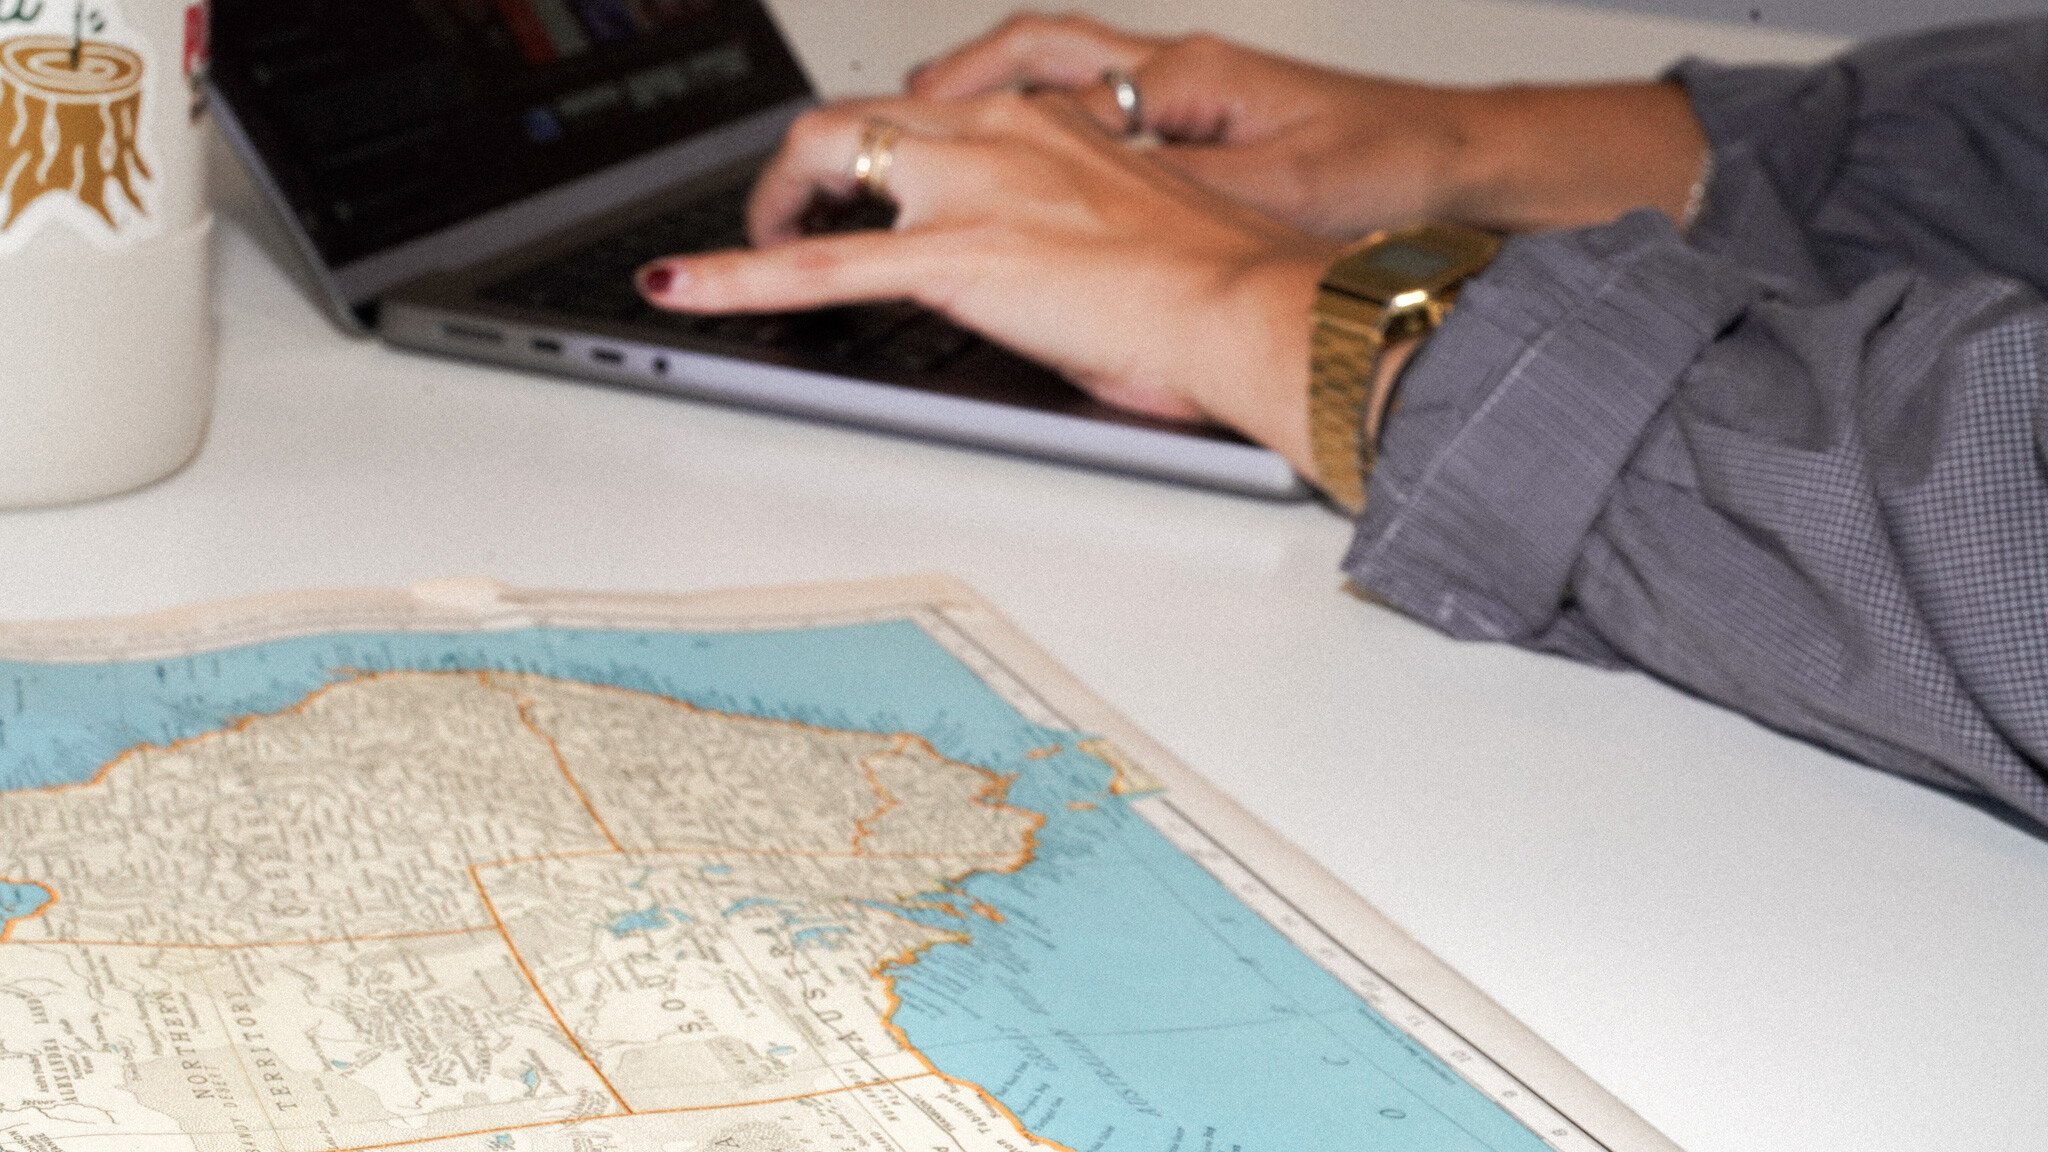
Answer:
[532,337,564,355]
[653,357,669,376]
[441,322,504,346]
[591,348,625,366]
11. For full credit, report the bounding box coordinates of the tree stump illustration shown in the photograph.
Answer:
[0,35,152,231]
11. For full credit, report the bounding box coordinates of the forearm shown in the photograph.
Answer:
[1436,82,1709,233]
[1351,211,2048,830]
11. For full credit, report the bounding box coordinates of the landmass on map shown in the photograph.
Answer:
[0,671,1064,1152]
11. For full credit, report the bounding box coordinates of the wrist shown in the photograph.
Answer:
[1375,336,1422,416]
[1202,246,1337,478]
[1436,82,1708,232]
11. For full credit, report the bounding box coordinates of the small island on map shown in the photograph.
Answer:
[0,671,1053,1152]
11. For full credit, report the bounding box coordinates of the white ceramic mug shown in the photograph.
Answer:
[0,0,213,509]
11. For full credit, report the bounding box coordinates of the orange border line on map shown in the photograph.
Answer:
[478,672,627,853]
[466,864,632,1116]
[869,942,1079,1152]
[458,672,1047,862]
[423,675,1061,1148]
[850,771,1073,1152]
[0,670,579,953]
[5,669,459,799]
[849,740,909,856]
[329,1072,942,1152]
[446,680,1066,1149]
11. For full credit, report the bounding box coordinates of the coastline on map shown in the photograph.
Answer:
[0,880,52,940]
[0,622,1557,1152]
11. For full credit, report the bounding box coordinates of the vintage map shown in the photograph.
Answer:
[0,578,1676,1152]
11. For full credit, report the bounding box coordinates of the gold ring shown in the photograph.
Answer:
[852,119,903,199]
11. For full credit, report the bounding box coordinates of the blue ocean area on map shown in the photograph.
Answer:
[0,622,1553,1151]
[0,881,50,934]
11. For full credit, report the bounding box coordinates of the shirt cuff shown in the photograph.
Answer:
[1667,56,1852,218]
[1344,210,1756,642]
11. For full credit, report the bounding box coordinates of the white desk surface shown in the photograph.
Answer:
[2,3,2042,1151]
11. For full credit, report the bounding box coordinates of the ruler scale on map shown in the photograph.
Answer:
[0,577,1684,1152]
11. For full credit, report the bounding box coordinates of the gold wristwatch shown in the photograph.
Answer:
[1309,223,1502,513]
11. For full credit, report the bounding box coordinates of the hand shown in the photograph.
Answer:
[908,12,1709,236]
[637,91,1341,475]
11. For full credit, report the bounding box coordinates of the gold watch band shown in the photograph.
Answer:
[1308,294,1392,515]
[1307,224,1502,514]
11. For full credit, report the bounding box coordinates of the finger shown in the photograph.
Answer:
[1080,37,1306,147]
[638,230,953,315]
[746,100,981,246]
[1066,65,1241,146]
[639,231,1210,430]
[908,11,1159,100]
[1064,76,1140,138]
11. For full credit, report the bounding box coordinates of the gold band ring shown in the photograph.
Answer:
[852,119,903,199]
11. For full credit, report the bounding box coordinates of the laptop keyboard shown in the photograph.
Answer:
[478,185,982,376]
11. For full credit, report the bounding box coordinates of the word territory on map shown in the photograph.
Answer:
[0,576,1680,1152]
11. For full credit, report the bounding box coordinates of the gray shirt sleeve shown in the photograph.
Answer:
[1675,18,2048,296]
[1344,22,2048,830]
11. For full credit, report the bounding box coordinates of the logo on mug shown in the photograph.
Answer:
[0,1,172,249]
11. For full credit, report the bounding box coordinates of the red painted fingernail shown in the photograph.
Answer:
[640,266,674,296]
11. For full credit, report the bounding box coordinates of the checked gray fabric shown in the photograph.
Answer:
[1346,19,2048,831]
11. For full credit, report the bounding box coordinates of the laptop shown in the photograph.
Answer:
[208,0,1308,499]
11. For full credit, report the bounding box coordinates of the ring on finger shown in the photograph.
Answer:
[1103,67,1143,138]
[851,118,903,199]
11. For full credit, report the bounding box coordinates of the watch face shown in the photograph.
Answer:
[1322,224,1502,306]
[1360,242,1458,281]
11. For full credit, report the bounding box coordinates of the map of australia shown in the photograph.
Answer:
[0,591,1603,1152]
[0,671,1054,1152]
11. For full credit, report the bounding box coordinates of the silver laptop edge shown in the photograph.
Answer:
[379,298,1305,497]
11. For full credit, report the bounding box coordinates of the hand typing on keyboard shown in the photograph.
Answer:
[633,68,1342,479]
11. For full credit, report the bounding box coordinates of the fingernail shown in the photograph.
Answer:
[639,265,676,296]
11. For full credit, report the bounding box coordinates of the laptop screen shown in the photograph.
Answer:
[212,0,811,269]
